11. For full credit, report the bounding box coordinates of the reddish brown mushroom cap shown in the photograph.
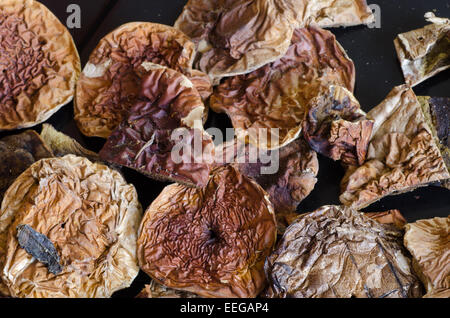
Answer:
[137,165,277,298]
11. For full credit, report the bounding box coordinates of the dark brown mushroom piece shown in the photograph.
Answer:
[303,85,374,166]
[210,26,355,150]
[137,165,277,298]
[264,205,423,298]
[340,85,450,209]
[99,63,214,188]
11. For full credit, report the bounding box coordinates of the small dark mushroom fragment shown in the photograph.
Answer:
[303,85,373,166]
[136,280,199,298]
[264,205,423,298]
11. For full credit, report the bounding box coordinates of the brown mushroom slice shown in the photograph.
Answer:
[0,0,80,130]
[264,205,423,298]
[418,96,450,190]
[74,22,211,138]
[136,281,199,298]
[137,165,277,298]
[365,210,407,230]
[0,155,142,298]
[303,85,374,166]
[99,63,214,188]
[215,137,318,233]
[394,12,450,87]
[40,124,100,163]
[404,217,450,298]
[340,85,450,209]
[210,26,355,150]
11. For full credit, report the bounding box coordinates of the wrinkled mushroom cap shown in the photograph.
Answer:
[75,22,203,138]
[137,165,277,298]
[0,155,142,297]
[210,26,355,150]
[0,0,80,130]
[265,205,423,298]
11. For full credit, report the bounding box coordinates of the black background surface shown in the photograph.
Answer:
[2,0,449,297]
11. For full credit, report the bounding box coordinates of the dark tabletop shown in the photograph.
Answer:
[4,0,450,297]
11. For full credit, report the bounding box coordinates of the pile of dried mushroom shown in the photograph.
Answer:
[0,0,448,298]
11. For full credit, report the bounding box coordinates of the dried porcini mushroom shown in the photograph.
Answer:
[214,137,318,232]
[16,224,62,275]
[340,85,450,209]
[99,63,214,188]
[0,0,80,130]
[210,26,355,149]
[75,22,211,138]
[0,155,142,297]
[404,217,450,297]
[40,124,100,163]
[264,205,423,298]
[0,130,53,203]
[303,85,374,166]
[136,281,199,298]
[394,12,450,87]
[137,165,277,298]
[365,210,407,230]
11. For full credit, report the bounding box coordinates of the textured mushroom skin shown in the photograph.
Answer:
[394,13,450,87]
[99,64,214,188]
[303,85,373,166]
[215,137,318,232]
[365,210,407,230]
[75,22,212,138]
[404,217,450,297]
[210,26,355,149]
[0,0,80,130]
[0,155,142,298]
[137,166,277,298]
[136,281,199,298]
[340,86,450,209]
[264,205,423,298]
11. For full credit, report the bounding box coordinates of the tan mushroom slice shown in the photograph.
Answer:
[264,205,423,298]
[303,85,374,166]
[99,63,214,188]
[136,280,199,298]
[210,26,355,150]
[404,217,449,298]
[394,12,450,87]
[0,155,142,297]
[75,22,211,138]
[340,85,450,209]
[214,137,318,233]
[365,210,407,230]
[137,165,277,298]
[0,0,80,130]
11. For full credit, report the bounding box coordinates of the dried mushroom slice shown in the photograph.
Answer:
[404,217,449,297]
[264,205,423,298]
[340,85,450,209]
[99,63,214,188]
[0,0,80,130]
[210,26,355,149]
[394,12,450,87]
[40,124,100,163]
[75,22,211,138]
[303,85,374,166]
[365,210,407,230]
[136,281,199,298]
[0,155,142,298]
[214,137,318,233]
[137,165,277,298]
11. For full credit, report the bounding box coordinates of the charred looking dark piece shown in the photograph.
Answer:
[16,224,62,275]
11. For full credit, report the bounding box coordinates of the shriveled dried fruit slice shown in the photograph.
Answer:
[214,137,318,233]
[366,210,407,230]
[137,165,277,298]
[264,205,423,298]
[75,22,211,138]
[0,0,80,130]
[136,281,198,298]
[210,26,355,149]
[0,155,142,298]
[303,85,373,166]
[40,124,100,163]
[340,85,450,209]
[394,12,450,87]
[99,63,214,188]
[404,217,449,297]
